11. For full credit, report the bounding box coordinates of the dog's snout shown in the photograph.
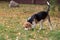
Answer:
[24,28,29,30]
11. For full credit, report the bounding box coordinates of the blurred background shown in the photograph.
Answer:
[0,0,60,40]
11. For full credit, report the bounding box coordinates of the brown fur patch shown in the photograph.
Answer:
[23,22,32,28]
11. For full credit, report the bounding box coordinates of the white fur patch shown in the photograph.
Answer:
[47,1,50,5]
[24,28,28,30]
[27,17,31,20]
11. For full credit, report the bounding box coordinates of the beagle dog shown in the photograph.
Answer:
[23,1,52,31]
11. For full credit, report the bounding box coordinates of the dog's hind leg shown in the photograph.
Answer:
[47,15,52,30]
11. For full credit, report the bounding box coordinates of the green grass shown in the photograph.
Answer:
[0,1,60,40]
[48,30,60,40]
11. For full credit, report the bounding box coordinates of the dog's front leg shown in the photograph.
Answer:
[32,21,36,29]
[38,20,43,32]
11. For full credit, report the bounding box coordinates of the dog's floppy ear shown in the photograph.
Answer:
[23,22,32,28]
[28,23,32,27]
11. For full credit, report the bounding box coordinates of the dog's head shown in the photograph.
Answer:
[23,22,32,30]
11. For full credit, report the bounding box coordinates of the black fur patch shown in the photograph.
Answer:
[27,11,48,24]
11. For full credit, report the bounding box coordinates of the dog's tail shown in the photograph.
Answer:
[47,1,50,13]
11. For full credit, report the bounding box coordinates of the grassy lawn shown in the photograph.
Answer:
[0,1,60,40]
